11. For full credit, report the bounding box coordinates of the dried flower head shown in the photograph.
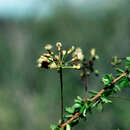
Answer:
[44,44,52,50]
[37,43,87,70]
[73,48,84,61]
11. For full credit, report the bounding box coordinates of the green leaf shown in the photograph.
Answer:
[65,114,73,118]
[77,96,83,101]
[50,125,60,130]
[88,90,98,95]
[74,99,82,104]
[111,56,122,66]
[102,74,113,86]
[94,70,99,76]
[73,103,82,109]
[85,103,89,109]
[66,124,71,130]
[65,107,75,114]
[126,57,130,71]
[83,108,87,117]
[50,125,56,129]
[71,118,79,124]
[97,102,103,112]
[128,73,130,79]
[126,57,130,61]
[115,68,124,73]
[120,80,129,88]
[80,105,86,114]
[101,97,112,103]
[92,102,98,108]
[119,76,129,88]
[58,120,62,124]
[113,85,120,92]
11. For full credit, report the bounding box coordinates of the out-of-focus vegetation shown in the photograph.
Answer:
[0,1,130,130]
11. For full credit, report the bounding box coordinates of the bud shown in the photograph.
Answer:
[62,50,66,56]
[95,55,99,60]
[43,53,51,58]
[37,56,49,63]
[48,57,53,62]
[44,44,52,51]
[90,48,95,57]
[56,42,62,51]
[37,57,44,63]
[80,72,84,79]
[55,55,60,60]
[71,56,78,62]
[67,46,75,54]
[73,65,81,70]
[73,48,84,61]
[94,70,99,76]
[37,56,50,69]
[86,71,90,76]
[49,62,57,69]
[37,63,42,68]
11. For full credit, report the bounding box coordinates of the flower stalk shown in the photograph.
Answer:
[59,67,64,123]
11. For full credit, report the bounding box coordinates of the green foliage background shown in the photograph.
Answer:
[0,1,130,130]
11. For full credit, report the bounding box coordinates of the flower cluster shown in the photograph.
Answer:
[37,42,84,70]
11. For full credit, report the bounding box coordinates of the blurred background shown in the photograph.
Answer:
[0,0,130,130]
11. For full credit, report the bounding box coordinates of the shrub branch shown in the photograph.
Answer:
[60,72,127,128]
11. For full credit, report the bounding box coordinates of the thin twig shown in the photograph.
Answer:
[60,113,80,128]
[60,72,127,128]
